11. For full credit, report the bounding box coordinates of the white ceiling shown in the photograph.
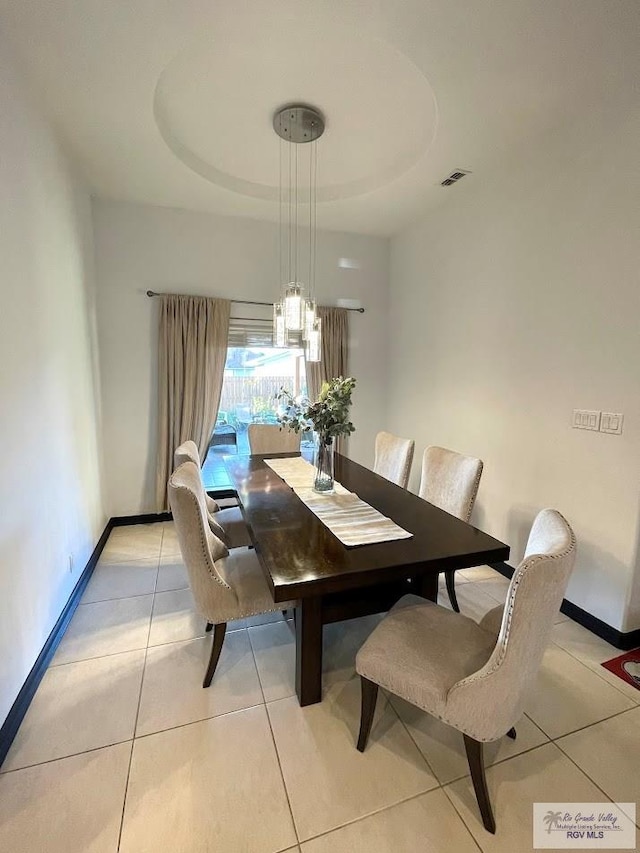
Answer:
[1,0,638,236]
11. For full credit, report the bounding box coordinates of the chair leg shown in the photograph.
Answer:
[356,677,379,752]
[463,734,496,834]
[506,727,516,740]
[445,570,460,612]
[203,623,227,688]
[205,622,213,633]
[282,608,297,627]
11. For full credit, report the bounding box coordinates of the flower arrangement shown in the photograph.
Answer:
[276,377,357,446]
[276,377,356,493]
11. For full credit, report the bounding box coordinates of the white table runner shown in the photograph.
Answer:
[264,457,413,547]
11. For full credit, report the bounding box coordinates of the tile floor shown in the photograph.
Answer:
[1,523,638,852]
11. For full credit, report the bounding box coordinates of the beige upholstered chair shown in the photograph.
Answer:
[247,423,301,455]
[418,446,483,612]
[355,508,576,834]
[174,440,251,549]
[168,461,297,687]
[373,431,415,489]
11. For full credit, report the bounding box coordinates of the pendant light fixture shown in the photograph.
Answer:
[273,104,324,362]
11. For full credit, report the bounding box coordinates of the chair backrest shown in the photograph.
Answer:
[373,431,415,489]
[174,439,223,530]
[174,439,201,469]
[446,508,577,741]
[168,462,237,620]
[418,446,483,521]
[247,423,301,455]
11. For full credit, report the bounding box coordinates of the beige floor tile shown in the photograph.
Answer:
[525,645,635,738]
[442,581,503,624]
[81,559,158,603]
[159,524,182,560]
[552,619,628,667]
[551,620,640,703]
[250,615,384,705]
[391,695,549,784]
[592,664,640,704]
[119,707,296,853]
[554,611,571,624]
[3,650,145,771]
[458,565,503,582]
[147,587,207,646]
[301,788,479,853]
[322,614,384,685]
[155,558,189,592]
[557,706,640,807]
[250,620,297,702]
[450,569,472,583]
[0,742,131,853]
[53,595,153,664]
[136,631,263,736]
[475,575,511,603]
[100,523,163,564]
[445,742,615,849]
[267,675,438,841]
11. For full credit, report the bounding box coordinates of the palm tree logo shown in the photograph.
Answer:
[543,811,563,834]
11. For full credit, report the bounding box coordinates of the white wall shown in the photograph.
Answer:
[0,42,105,725]
[388,105,640,632]
[93,199,389,515]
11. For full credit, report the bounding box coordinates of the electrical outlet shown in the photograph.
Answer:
[572,409,601,431]
[68,554,74,573]
[600,412,623,435]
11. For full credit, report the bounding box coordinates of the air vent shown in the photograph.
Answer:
[441,169,471,187]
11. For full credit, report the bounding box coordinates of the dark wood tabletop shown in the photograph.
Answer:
[225,452,510,603]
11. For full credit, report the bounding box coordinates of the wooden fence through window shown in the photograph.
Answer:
[218,374,306,424]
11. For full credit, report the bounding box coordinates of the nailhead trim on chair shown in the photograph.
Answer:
[464,461,483,522]
[450,511,576,692]
[169,479,232,591]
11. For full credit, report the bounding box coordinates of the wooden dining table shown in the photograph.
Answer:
[224,452,510,706]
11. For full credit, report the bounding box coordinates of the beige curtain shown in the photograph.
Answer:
[305,306,349,400]
[305,306,349,453]
[156,294,231,510]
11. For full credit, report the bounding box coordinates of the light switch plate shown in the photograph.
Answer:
[600,412,624,434]
[572,409,601,430]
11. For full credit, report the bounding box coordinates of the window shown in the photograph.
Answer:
[202,313,308,490]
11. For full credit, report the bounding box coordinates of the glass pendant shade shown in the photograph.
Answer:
[284,283,304,331]
[306,317,322,362]
[303,298,316,341]
[274,105,324,348]
[286,328,303,349]
[273,303,286,347]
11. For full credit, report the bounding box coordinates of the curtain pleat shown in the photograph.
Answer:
[305,306,349,452]
[156,294,231,511]
[305,306,348,400]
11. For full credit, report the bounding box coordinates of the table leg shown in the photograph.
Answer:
[295,597,323,706]
[413,572,438,602]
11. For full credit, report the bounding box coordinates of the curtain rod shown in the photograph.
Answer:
[145,290,365,313]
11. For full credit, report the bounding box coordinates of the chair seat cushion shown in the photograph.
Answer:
[478,603,504,638]
[215,506,252,548]
[213,548,296,623]
[356,594,496,720]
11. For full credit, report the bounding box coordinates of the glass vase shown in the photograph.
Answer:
[313,434,335,494]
